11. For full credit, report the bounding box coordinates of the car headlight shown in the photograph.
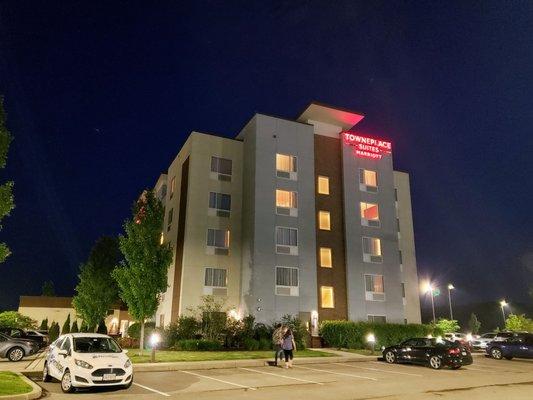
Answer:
[75,359,93,369]
[124,359,131,369]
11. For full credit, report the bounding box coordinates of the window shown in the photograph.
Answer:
[276,227,298,246]
[207,229,230,248]
[398,250,403,264]
[317,176,330,195]
[276,190,298,208]
[170,176,175,198]
[401,283,406,298]
[362,237,382,263]
[209,192,231,211]
[319,247,332,268]
[204,267,227,287]
[276,154,297,180]
[276,267,298,287]
[60,337,72,352]
[321,286,334,308]
[368,315,387,324]
[318,211,331,230]
[365,274,384,293]
[167,208,173,231]
[211,156,232,179]
[359,169,378,187]
[360,202,380,226]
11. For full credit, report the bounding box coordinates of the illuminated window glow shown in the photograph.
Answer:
[359,169,377,187]
[319,247,332,268]
[363,237,381,256]
[321,286,334,308]
[318,211,331,230]
[276,154,297,173]
[317,176,330,195]
[365,274,384,293]
[276,190,298,208]
[360,202,379,220]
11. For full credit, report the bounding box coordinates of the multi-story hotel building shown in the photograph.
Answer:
[154,103,421,330]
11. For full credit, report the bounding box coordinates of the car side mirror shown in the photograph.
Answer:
[58,350,68,357]
[122,349,128,354]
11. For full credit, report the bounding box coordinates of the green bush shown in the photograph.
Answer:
[0,312,36,329]
[243,338,260,351]
[258,338,272,350]
[48,322,60,343]
[70,320,79,333]
[320,321,442,349]
[127,322,156,339]
[174,339,223,351]
[61,315,71,334]
[281,315,307,349]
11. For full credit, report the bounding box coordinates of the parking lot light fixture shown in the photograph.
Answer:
[366,333,376,354]
[423,281,436,323]
[500,300,508,328]
[447,283,455,320]
[150,333,161,363]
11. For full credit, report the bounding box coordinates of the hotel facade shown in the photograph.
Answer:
[154,103,421,331]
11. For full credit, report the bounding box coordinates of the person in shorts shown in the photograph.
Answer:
[282,328,297,368]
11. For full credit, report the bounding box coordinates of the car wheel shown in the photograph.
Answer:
[7,347,24,362]
[429,355,443,369]
[61,370,75,393]
[491,348,503,360]
[42,362,52,382]
[384,351,396,364]
[504,356,513,360]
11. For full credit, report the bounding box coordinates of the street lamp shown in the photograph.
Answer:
[447,284,455,320]
[500,300,508,328]
[424,282,436,323]
[150,333,161,363]
[366,333,376,355]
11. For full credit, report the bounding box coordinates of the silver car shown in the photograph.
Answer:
[0,332,39,361]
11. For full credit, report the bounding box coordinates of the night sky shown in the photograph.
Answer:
[0,1,532,316]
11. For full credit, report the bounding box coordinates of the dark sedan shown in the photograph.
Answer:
[382,337,473,369]
[0,327,47,348]
[0,332,39,361]
[486,334,533,360]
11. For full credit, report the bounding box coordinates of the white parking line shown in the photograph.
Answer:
[335,362,423,377]
[295,365,377,381]
[180,370,257,391]
[239,367,324,385]
[132,382,170,397]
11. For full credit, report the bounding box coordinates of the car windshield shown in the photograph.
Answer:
[73,337,122,353]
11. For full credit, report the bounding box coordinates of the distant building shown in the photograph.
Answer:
[18,296,133,336]
[154,103,421,330]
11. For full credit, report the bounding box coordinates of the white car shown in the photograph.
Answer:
[43,333,133,393]
[471,333,497,350]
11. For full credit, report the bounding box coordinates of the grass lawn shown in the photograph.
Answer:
[0,372,32,396]
[129,349,333,363]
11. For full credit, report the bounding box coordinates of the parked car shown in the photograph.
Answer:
[0,332,40,361]
[486,334,533,360]
[43,333,133,393]
[382,337,473,369]
[0,327,47,348]
[443,332,472,351]
[471,333,497,350]
[24,330,50,348]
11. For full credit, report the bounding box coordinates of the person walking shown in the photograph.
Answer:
[272,324,285,366]
[281,328,297,368]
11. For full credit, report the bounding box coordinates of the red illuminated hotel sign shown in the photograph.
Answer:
[342,132,392,160]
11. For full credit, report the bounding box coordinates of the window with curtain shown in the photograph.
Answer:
[207,229,230,248]
[276,190,298,208]
[276,227,298,246]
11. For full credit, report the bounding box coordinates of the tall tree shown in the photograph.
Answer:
[112,190,172,353]
[467,313,481,334]
[41,280,55,296]
[0,96,14,263]
[73,236,122,330]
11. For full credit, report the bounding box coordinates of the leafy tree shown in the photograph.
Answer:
[79,320,88,333]
[39,318,49,331]
[41,280,55,296]
[61,314,71,334]
[48,322,60,342]
[505,314,533,332]
[467,313,481,334]
[433,318,460,333]
[112,190,172,353]
[186,295,228,341]
[0,311,36,329]
[0,96,14,263]
[73,236,121,330]
[70,320,79,333]
[96,320,107,334]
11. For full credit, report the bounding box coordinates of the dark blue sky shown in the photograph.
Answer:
[0,1,532,313]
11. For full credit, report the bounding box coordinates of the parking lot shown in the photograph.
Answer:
[33,354,533,400]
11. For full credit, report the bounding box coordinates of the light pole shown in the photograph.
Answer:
[447,284,455,320]
[424,282,436,323]
[500,300,508,328]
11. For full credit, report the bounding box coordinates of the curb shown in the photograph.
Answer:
[0,372,41,400]
[132,355,376,372]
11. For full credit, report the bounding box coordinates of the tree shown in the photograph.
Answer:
[41,281,55,296]
[505,314,533,332]
[433,318,460,333]
[48,322,60,342]
[79,320,88,333]
[187,295,228,341]
[467,313,481,334]
[73,236,122,330]
[0,96,14,263]
[39,318,49,331]
[0,311,36,329]
[112,190,172,354]
[96,320,107,334]
[61,314,71,334]
[70,320,79,333]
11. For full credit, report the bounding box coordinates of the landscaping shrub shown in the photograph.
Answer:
[253,323,272,341]
[117,337,139,349]
[281,315,307,349]
[320,320,442,349]
[174,339,222,351]
[258,338,272,350]
[48,322,60,343]
[165,316,199,347]
[243,338,260,351]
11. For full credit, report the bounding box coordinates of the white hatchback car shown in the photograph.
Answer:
[43,333,133,393]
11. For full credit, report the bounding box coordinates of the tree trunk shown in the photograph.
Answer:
[139,320,144,356]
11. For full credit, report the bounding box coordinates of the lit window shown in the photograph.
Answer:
[360,202,379,221]
[321,286,334,308]
[318,211,331,230]
[319,247,332,268]
[209,192,231,211]
[170,176,175,198]
[362,237,382,258]
[276,267,299,287]
[207,229,230,248]
[368,315,386,323]
[359,169,377,187]
[211,156,232,176]
[276,154,297,173]
[204,268,227,287]
[317,176,330,195]
[365,274,384,293]
[160,232,164,245]
[276,227,298,246]
[276,190,298,209]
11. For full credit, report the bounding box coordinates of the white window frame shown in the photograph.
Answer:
[275,266,299,296]
[320,286,335,309]
[367,315,387,323]
[318,210,331,231]
[360,202,380,228]
[275,226,298,255]
[364,274,385,301]
[206,228,230,255]
[319,247,333,268]
[362,236,383,263]
[276,153,298,181]
[275,189,298,217]
[317,175,330,195]
[210,156,232,181]
[359,168,378,193]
